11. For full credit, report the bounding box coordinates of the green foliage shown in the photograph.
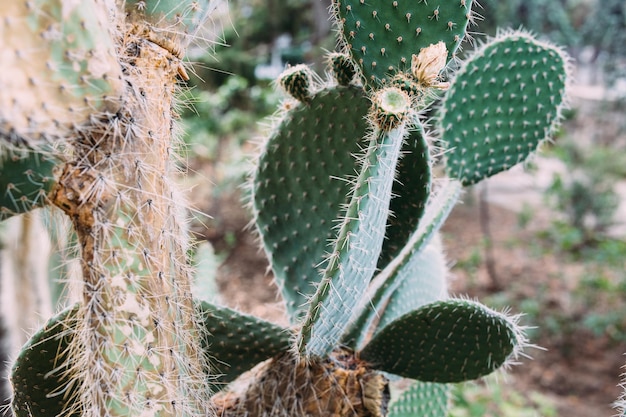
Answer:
[543,138,621,246]
[450,378,557,417]
[581,0,626,85]
[478,0,584,46]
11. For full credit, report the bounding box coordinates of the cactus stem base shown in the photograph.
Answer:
[210,349,390,417]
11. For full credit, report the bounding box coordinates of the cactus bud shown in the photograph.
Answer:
[278,64,314,103]
[371,87,412,131]
[411,42,449,90]
[328,53,356,86]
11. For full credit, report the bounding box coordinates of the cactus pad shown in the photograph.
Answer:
[360,299,525,382]
[376,120,430,267]
[253,84,370,322]
[299,115,410,357]
[11,307,78,417]
[439,31,569,185]
[388,381,450,417]
[333,0,474,86]
[198,301,290,385]
[0,147,57,220]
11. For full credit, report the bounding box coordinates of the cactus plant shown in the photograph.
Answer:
[5,1,570,417]
[3,1,219,416]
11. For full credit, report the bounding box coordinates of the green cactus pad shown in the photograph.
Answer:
[360,299,524,383]
[342,180,460,349]
[377,120,430,268]
[388,381,450,417]
[197,301,291,386]
[11,307,78,417]
[0,147,58,220]
[333,0,473,85]
[439,31,569,185]
[253,84,370,322]
[299,113,410,357]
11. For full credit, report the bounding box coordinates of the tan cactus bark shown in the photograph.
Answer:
[49,20,210,417]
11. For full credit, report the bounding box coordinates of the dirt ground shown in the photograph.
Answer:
[198,187,626,417]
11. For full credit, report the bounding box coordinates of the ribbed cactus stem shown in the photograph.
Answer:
[49,22,209,417]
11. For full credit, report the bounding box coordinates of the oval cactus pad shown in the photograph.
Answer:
[440,31,569,185]
[333,0,473,86]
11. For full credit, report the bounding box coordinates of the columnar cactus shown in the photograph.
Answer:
[3,1,219,416]
[5,1,571,417]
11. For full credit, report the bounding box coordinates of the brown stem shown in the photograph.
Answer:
[210,350,389,417]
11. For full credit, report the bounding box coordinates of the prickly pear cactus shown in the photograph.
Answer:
[234,3,569,417]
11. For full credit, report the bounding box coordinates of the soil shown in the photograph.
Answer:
[196,186,626,417]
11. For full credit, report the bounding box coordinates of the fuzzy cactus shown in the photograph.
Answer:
[6,1,571,417]
[4,1,219,417]
[196,5,569,416]
[219,5,568,417]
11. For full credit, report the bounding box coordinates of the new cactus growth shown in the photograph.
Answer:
[5,1,570,416]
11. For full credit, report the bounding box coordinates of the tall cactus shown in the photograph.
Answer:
[3,1,218,416]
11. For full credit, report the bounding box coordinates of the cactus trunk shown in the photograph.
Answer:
[47,20,208,417]
[210,350,389,417]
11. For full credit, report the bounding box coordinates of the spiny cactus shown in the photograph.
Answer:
[4,1,220,416]
[190,6,567,417]
[6,1,571,417]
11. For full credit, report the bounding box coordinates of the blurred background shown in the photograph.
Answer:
[2,0,626,416]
